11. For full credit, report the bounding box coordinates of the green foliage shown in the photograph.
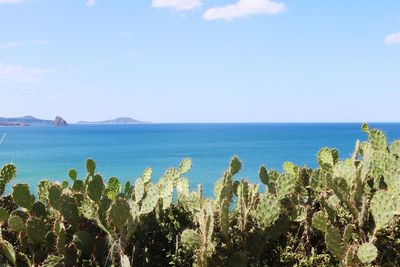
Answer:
[0,124,400,266]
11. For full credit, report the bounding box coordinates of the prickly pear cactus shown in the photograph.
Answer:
[370,190,397,231]
[275,173,295,200]
[86,158,96,176]
[181,229,200,251]
[325,227,342,258]
[26,217,47,244]
[106,176,122,200]
[140,185,159,214]
[107,197,130,230]
[12,184,35,210]
[0,208,9,221]
[356,243,378,264]
[0,240,16,266]
[68,169,77,181]
[87,174,104,203]
[8,214,26,232]
[134,178,144,203]
[255,193,280,230]
[229,156,241,175]
[312,211,328,233]
[179,158,192,174]
[0,163,16,195]
[318,147,338,169]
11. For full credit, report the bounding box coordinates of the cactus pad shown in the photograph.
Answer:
[256,193,280,230]
[275,173,295,200]
[12,184,35,210]
[60,194,80,225]
[8,215,26,232]
[369,129,387,151]
[48,184,63,210]
[107,176,122,200]
[85,158,96,176]
[179,158,192,174]
[73,231,93,253]
[0,207,9,221]
[318,148,338,168]
[325,227,342,258]
[27,217,47,243]
[357,243,378,264]
[312,211,328,233]
[370,190,396,230]
[68,169,77,181]
[142,168,152,184]
[107,198,130,230]
[181,229,200,251]
[259,166,269,185]
[134,178,144,203]
[0,163,17,184]
[87,174,104,203]
[140,185,159,214]
[0,240,16,266]
[289,205,306,222]
[229,157,242,175]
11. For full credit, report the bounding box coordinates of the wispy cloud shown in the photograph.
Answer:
[0,40,48,48]
[0,0,25,4]
[0,42,23,48]
[384,32,400,45]
[0,63,54,83]
[86,0,96,7]
[203,0,286,21]
[152,0,201,11]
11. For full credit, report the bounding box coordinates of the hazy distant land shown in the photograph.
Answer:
[77,117,146,125]
[0,116,146,126]
[0,116,67,126]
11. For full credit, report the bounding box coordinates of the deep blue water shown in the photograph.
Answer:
[1,123,400,195]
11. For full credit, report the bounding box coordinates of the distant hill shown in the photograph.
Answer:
[0,116,68,126]
[77,117,145,125]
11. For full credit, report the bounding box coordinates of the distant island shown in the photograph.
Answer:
[77,117,145,125]
[0,116,68,127]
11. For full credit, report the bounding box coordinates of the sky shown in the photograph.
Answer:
[0,0,399,123]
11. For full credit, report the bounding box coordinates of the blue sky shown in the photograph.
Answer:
[0,0,399,123]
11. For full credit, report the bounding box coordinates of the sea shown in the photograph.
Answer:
[1,123,400,195]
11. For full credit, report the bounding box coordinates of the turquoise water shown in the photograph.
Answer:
[1,123,400,195]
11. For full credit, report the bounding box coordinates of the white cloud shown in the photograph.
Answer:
[152,0,201,11]
[384,32,400,45]
[0,0,25,4]
[86,0,96,7]
[203,0,286,21]
[0,64,54,83]
[0,42,23,48]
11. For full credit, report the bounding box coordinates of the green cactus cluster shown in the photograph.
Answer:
[1,124,400,266]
